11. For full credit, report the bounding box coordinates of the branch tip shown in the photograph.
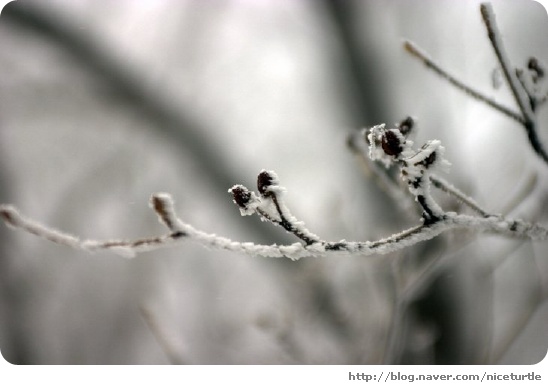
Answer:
[0,205,18,227]
[403,40,424,60]
[229,185,252,208]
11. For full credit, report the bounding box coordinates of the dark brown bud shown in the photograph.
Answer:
[230,185,252,207]
[381,130,403,157]
[398,116,414,136]
[528,57,544,79]
[257,170,275,195]
[0,208,15,225]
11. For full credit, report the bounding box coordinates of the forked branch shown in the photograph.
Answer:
[1,125,546,260]
[1,2,547,261]
[404,3,548,165]
[403,40,524,125]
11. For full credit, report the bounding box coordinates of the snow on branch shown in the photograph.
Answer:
[1,124,547,260]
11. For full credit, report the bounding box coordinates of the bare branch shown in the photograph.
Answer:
[403,40,524,124]
[404,4,548,165]
[430,175,492,217]
[139,304,187,365]
[480,3,548,164]
[480,4,534,120]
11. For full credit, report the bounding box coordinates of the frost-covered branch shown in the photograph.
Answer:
[405,3,548,165]
[228,170,321,246]
[1,127,547,260]
[0,195,546,260]
[348,117,491,219]
[348,117,420,218]
[1,3,547,261]
[367,123,451,224]
[430,175,492,218]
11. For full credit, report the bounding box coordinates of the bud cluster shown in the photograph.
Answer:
[365,119,451,225]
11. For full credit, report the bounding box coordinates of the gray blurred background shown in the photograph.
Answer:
[0,0,547,364]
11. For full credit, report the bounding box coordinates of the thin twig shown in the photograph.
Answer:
[403,40,524,125]
[430,175,492,217]
[1,194,546,260]
[139,304,187,364]
[480,4,533,120]
[480,3,548,164]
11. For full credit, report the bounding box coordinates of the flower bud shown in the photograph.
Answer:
[229,185,252,208]
[398,116,414,136]
[257,170,277,195]
[528,57,544,79]
[381,129,403,157]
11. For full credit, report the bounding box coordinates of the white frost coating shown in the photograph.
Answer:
[101,245,136,258]
[242,170,323,244]
[267,190,322,243]
[150,192,173,207]
[255,196,281,222]
[1,199,547,260]
[367,125,388,165]
[367,124,451,221]
[239,191,262,216]
[404,140,450,175]
[2,124,547,261]
[367,124,414,168]
[0,204,81,248]
[149,192,187,231]
[227,185,262,216]
[401,140,447,218]
[259,169,285,195]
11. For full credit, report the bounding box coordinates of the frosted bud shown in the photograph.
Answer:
[229,185,252,208]
[528,57,544,79]
[381,129,403,157]
[257,170,277,195]
[397,116,415,136]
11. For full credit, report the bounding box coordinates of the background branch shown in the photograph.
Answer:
[480,3,548,165]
